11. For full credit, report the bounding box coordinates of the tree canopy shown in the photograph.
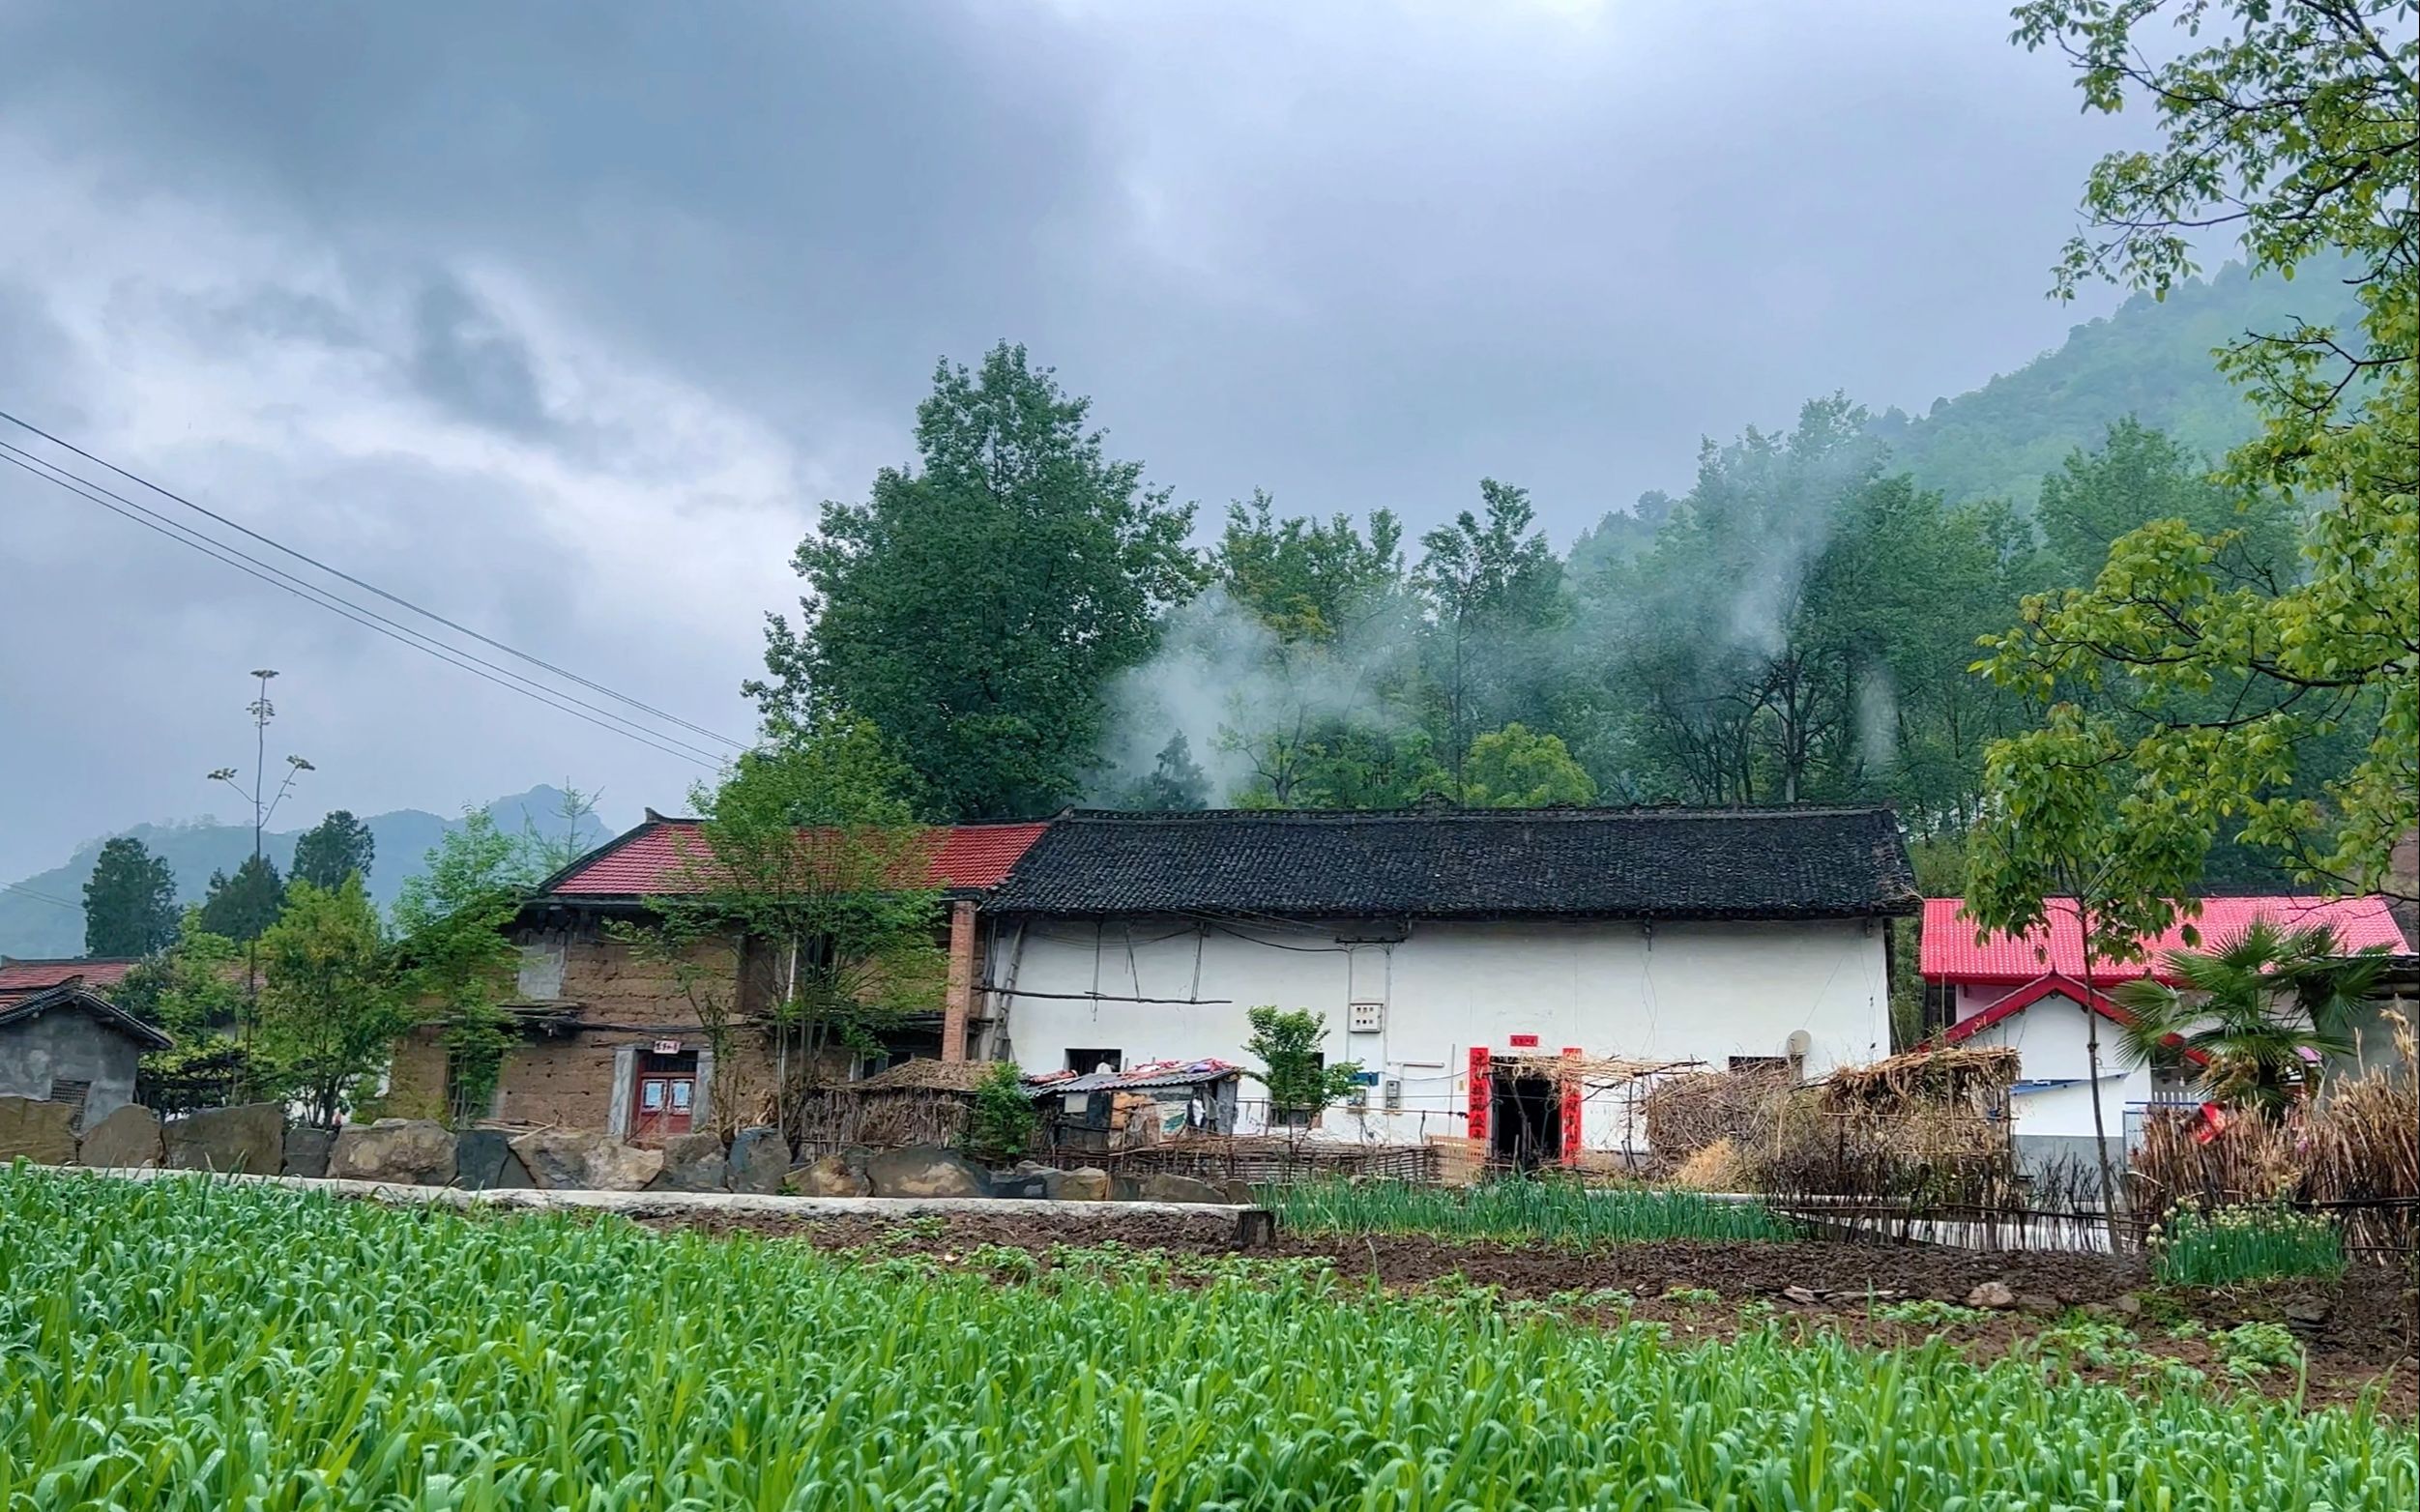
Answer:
[752,343,1197,819]
[1972,0,2416,939]
[82,836,179,958]
[291,810,376,889]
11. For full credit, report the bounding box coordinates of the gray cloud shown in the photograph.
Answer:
[0,1,2141,883]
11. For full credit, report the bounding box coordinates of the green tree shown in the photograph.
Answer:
[964,1061,1038,1163]
[291,810,376,889]
[392,810,543,1124]
[1243,1005,1363,1125]
[82,836,180,957]
[2112,920,2394,1115]
[633,715,947,1146]
[1212,489,1406,644]
[1460,724,1596,807]
[252,875,409,1127]
[196,854,285,945]
[1980,0,2418,921]
[752,343,1198,819]
[109,911,245,1042]
[2035,419,2296,585]
[1120,732,1210,811]
[1414,480,1564,792]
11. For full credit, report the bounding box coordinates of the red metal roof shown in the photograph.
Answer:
[545,819,1050,898]
[1927,973,2209,1064]
[1920,895,2408,984]
[0,957,138,1002]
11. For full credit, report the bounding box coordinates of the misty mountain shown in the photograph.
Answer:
[0,786,617,959]
[1869,257,2365,509]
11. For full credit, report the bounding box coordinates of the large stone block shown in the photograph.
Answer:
[328,1119,456,1186]
[162,1103,285,1176]
[728,1126,787,1195]
[864,1145,991,1199]
[1136,1173,1225,1205]
[796,1152,870,1196]
[1051,1166,1111,1202]
[75,1102,162,1169]
[453,1129,535,1190]
[281,1125,334,1179]
[0,1095,77,1165]
[648,1132,729,1192]
[508,1129,662,1191]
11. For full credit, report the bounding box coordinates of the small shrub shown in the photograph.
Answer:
[965,1061,1038,1163]
[2213,1322,2304,1380]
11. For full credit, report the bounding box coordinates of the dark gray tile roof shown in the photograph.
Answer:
[988,805,1918,921]
[0,983,174,1049]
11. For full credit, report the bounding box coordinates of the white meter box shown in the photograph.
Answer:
[1347,1001,1385,1033]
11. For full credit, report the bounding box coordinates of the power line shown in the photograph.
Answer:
[3,441,729,767]
[1,448,726,770]
[2,882,82,913]
[0,407,747,753]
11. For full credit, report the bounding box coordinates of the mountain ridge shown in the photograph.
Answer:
[0,785,620,959]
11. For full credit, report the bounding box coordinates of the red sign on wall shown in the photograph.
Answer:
[1507,1032,1540,1049]
[1467,1046,1492,1144]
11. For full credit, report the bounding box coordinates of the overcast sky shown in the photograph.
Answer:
[0,1,2139,887]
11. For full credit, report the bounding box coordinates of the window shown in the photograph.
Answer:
[1728,1056,1787,1074]
[47,1078,91,1128]
[1065,1048,1123,1075]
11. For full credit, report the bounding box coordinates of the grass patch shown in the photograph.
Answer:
[0,1168,2408,1509]
[2149,1204,2347,1288]
[1258,1177,1799,1245]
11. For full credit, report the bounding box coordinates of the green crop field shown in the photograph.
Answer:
[1259,1178,1799,1246]
[2,1169,2410,1510]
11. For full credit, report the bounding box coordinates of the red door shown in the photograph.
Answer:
[630,1051,697,1141]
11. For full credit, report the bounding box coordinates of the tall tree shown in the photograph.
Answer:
[196,855,285,945]
[1460,724,1596,808]
[82,836,180,957]
[392,810,547,1124]
[291,810,376,889]
[1211,490,1406,644]
[1979,0,2418,925]
[1414,480,1564,791]
[1120,732,1210,811]
[751,343,1198,818]
[252,875,408,1127]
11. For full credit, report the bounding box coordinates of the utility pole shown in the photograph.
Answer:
[209,669,313,999]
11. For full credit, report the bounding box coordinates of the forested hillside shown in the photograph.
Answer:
[1870,257,2363,509]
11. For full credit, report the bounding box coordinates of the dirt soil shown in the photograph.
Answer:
[631,1207,2417,1415]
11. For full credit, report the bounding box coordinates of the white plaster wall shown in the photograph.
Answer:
[991,915,1892,1150]
[1959,996,2154,1140]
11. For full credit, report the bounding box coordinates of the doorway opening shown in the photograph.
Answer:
[1489,1069,1561,1171]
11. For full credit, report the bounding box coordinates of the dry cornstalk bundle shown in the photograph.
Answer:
[2129,1012,2417,1264]
[1642,1063,1793,1158]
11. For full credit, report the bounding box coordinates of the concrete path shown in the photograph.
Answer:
[75,1166,1279,1246]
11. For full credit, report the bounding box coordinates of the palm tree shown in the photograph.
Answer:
[2113,919,2393,1114]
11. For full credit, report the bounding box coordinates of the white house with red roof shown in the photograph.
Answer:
[1918,895,2409,1172]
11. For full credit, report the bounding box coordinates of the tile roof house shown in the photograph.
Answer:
[387,816,1052,1140]
[0,981,170,1131]
[0,957,140,1003]
[985,805,1919,1168]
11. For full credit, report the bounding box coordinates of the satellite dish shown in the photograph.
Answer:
[1784,1030,1812,1071]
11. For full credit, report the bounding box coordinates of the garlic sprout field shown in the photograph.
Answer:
[2,1170,2409,1510]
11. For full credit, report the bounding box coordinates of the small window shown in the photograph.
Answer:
[1065,1048,1123,1075]
[640,1080,667,1112]
[48,1078,92,1127]
[1728,1056,1787,1075]
[669,1080,693,1112]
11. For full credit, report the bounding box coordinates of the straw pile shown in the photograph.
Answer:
[1642,1063,1793,1158]
[2130,1013,2417,1264]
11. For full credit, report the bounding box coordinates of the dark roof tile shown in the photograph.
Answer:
[989,805,1918,920]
